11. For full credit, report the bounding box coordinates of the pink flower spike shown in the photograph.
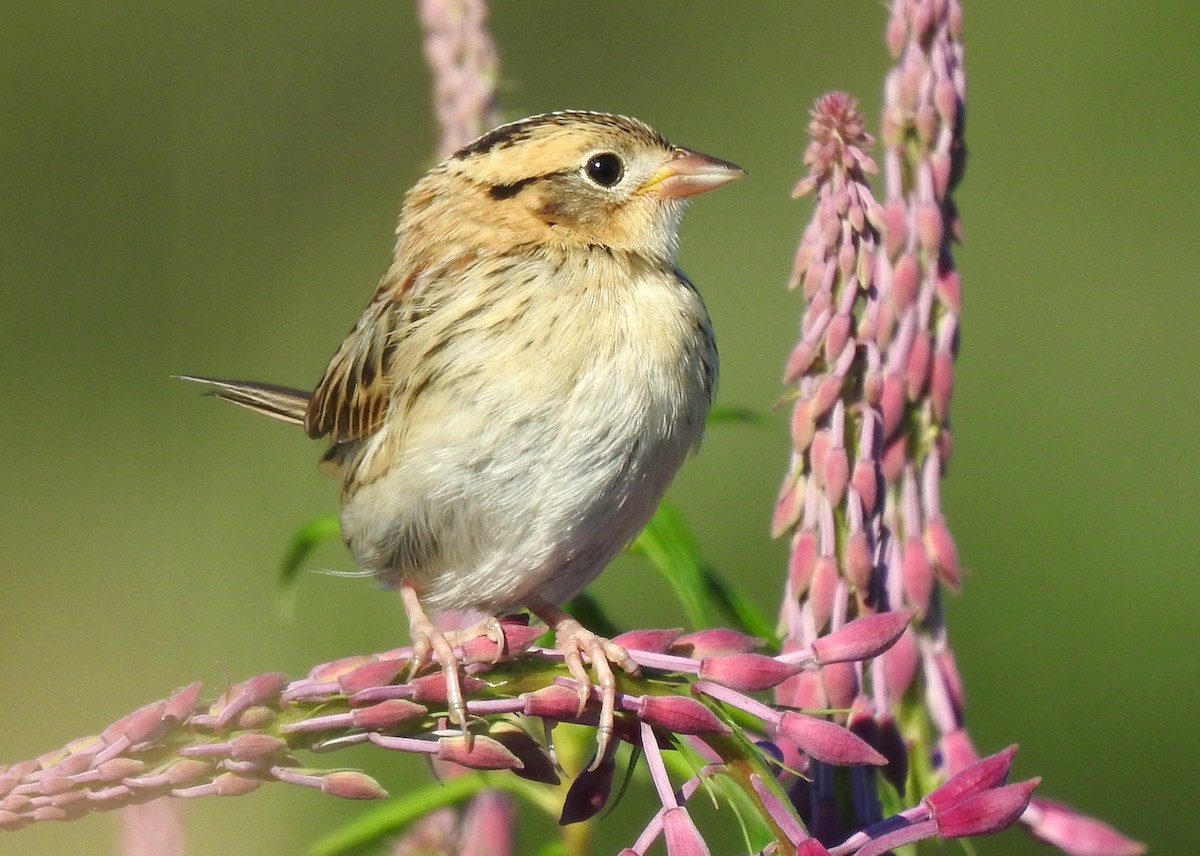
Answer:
[776,712,886,766]
[936,778,1040,838]
[697,654,802,692]
[1022,797,1147,856]
[924,744,1017,814]
[671,628,763,658]
[662,806,711,856]
[807,611,912,665]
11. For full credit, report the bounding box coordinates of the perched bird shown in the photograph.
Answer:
[183,111,744,760]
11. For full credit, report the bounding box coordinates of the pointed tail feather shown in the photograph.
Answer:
[176,375,310,426]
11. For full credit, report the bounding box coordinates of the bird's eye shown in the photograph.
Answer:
[584,152,624,188]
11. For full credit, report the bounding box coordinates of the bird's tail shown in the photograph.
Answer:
[176,375,310,426]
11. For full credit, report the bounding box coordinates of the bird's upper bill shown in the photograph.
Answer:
[637,148,747,199]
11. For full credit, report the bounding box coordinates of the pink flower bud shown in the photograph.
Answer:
[408,672,485,703]
[935,262,961,313]
[320,771,388,800]
[825,313,852,363]
[843,530,873,590]
[901,536,934,616]
[1023,797,1147,856]
[882,627,919,701]
[522,685,593,722]
[460,619,544,663]
[213,773,260,797]
[824,445,850,506]
[671,628,762,658]
[906,331,932,399]
[916,202,945,255]
[879,372,905,438]
[810,611,911,665]
[891,253,920,312]
[697,654,801,692]
[638,695,729,736]
[937,778,1040,838]
[337,658,406,695]
[791,396,816,450]
[163,682,203,725]
[789,529,818,595]
[309,655,375,682]
[924,744,1017,813]
[811,374,844,422]
[783,341,818,384]
[614,627,684,654]
[350,699,427,731]
[436,735,522,771]
[772,476,805,538]
[777,711,886,766]
[228,733,286,761]
[821,662,858,711]
[850,458,880,516]
[808,556,840,633]
[215,673,287,729]
[95,757,145,781]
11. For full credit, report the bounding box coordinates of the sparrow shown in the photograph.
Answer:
[182,111,744,762]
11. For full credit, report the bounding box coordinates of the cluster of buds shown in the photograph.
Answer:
[0,612,1043,854]
[771,2,1143,855]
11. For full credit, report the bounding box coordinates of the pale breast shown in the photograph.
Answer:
[338,248,716,612]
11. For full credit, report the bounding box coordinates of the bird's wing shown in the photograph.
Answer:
[304,268,422,443]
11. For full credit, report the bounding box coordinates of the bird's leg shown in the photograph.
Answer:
[397,582,471,741]
[529,600,639,769]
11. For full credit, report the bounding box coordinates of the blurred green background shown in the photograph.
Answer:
[2,2,1195,854]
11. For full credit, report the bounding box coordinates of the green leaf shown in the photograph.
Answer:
[628,499,716,629]
[279,514,341,613]
[629,499,773,640]
[307,775,485,856]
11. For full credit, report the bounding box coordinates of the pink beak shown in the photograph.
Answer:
[639,148,747,199]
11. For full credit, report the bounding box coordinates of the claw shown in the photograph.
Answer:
[399,583,471,749]
[530,601,640,771]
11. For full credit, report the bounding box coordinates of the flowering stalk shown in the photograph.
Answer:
[417,0,502,158]
[774,2,1144,854]
[0,617,898,850]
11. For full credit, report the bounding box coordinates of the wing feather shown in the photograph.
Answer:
[304,269,420,442]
